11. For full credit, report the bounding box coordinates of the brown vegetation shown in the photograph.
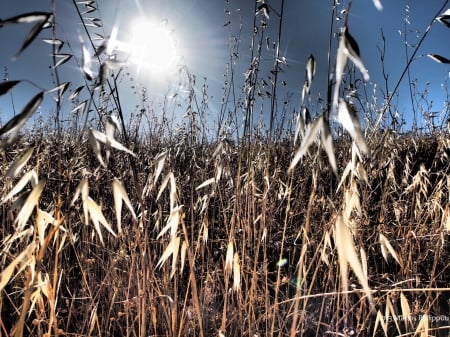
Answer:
[1,129,449,336]
[1,1,450,336]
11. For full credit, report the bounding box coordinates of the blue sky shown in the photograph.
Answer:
[0,0,449,134]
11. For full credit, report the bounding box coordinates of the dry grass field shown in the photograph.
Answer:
[1,1,450,336]
[1,128,449,337]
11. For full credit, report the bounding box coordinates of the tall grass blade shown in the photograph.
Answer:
[180,240,187,273]
[343,28,370,81]
[88,128,106,167]
[373,310,388,337]
[294,107,312,145]
[385,296,401,334]
[0,80,21,96]
[343,180,362,222]
[105,115,120,138]
[157,205,182,239]
[90,128,136,157]
[156,236,180,277]
[76,177,89,225]
[360,247,368,278]
[1,227,33,251]
[225,241,234,273]
[47,81,71,100]
[294,113,305,145]
[400,292,412,327]
[29,272,45,315]
[81,43,94,81]
[437,9,450,28]
[338,99,369,155]
[427,54,450,64]
[438,8,450,18]
[0,12,52,58]
[333,29,348,114]
[72,100,87,115]
[112,178,136,234]
[321,119,337,173]
[0,92,44,140]
[76,1,96,5]
[96,62,108,88]
[212,141,224,158]
[289,116,322,172]
[70,177,89,206]
[84,17,102,28]
[202,218,209,243]
[196,177,215,190]
[170,237,181,279]
[52,54,72,68]
[1,12,50,24]
[15,179,46,230]
[42,38,64,53]
[9,192,30,213]
[88,305,98,336]
[337,161,353,192]
[372,0,383,11]
[321,230,333,266]
[153,151,167,185]
[302,54,316,102]
[306,54,316,84]
[111,180,123,234]
[379,233,401,265]
[415,313,429,336]
[333,27,369,114]
[437,18,450,28]
[86,196,116,246]
[355,160,368,183]
[335,215,374,308]
[2,169,39,204]
[0,241,36,292]
[233,252,241,291]
[157,172,170,201]
[36,208,55,247]
[215,161,223,183]
[69,85,84,100]
[6,147,34,179]
[157,172,177,211]
[303,106,311,125]
[443,204,450,231]
[256,3,270,19]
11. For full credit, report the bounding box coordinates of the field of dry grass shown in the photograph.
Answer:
[1,1,450,336]
[1,129,449,337]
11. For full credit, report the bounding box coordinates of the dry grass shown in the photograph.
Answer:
[1,1,450,336]
[0,129,449,337]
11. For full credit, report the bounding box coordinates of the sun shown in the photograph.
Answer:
[112,18,179,75]
[130,19,178,73]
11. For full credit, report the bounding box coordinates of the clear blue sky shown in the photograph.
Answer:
[0,0,448,133]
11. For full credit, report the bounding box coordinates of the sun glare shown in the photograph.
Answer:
[120,18,178,74]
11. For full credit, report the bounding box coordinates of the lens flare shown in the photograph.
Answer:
[110,18,178,75]
[128,19,178,73]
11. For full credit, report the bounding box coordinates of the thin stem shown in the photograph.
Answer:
[269,0,285,144]
[326,0,338,119]
[378,0,449,130]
